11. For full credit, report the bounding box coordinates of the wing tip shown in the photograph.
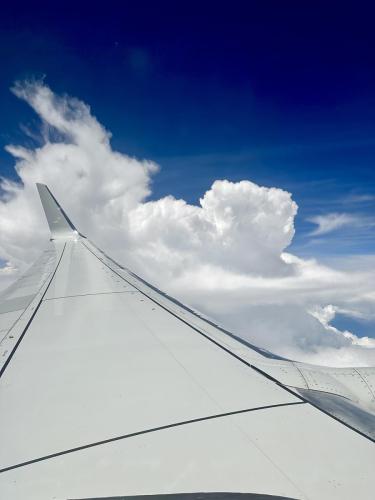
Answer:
[36,183,80,239]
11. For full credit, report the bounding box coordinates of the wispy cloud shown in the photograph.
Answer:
[343,193,375,204]
[307,212,359,236]
[307,211,375,237]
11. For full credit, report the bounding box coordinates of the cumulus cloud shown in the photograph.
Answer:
[128,180,297,279]
[310,304,375,347]
[1,81,375,367]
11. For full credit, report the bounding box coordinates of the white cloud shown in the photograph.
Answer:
[344,193,375,203]
[308,211,375,236]
[310,304,375,346]
[308,212,358,235]
[0,261,18,291]
[1,81,375,367]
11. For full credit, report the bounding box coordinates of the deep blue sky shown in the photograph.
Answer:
[0,2,374,256]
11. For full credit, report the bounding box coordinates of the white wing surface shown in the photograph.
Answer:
[0,184,374,500]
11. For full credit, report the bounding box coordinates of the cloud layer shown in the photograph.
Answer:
[1,81,375,366]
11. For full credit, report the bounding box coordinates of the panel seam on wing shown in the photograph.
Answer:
[0,401,306,474]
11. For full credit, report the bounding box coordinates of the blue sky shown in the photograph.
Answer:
[0,2,374,257]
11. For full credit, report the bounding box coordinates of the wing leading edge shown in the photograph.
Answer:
[0,184,374,500]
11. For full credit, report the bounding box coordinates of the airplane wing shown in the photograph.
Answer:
[0,184,374,500]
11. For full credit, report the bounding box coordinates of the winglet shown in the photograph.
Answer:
[36,183,81,240]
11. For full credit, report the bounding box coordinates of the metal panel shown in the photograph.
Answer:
[0,413,305,500]
[0,263,296,469]
[231,403,375,500]
[45,242,136,299]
